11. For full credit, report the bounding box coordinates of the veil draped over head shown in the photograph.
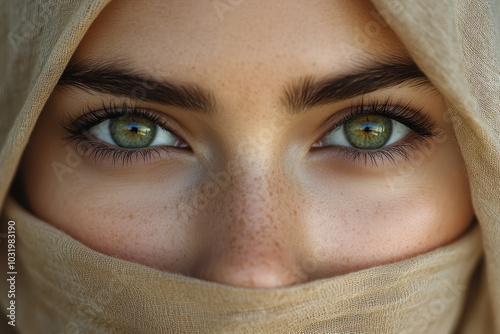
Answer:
[0,0,499,333]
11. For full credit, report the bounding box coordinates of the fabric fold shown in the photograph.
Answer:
[0,196,483,333]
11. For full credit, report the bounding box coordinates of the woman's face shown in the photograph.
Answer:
[20,0,474,288]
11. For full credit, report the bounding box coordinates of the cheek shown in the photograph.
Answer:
[20,129,200,271]
[307,136,473,276]
[25,176,203,271]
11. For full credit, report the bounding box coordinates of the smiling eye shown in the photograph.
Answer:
[322,114,411,150]
[89,116,186,149]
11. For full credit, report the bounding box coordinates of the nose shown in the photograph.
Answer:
[190,160,309,288]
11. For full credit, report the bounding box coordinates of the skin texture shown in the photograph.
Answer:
[18,0,474,288]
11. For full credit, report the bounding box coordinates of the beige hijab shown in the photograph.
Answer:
[0,0,498,333]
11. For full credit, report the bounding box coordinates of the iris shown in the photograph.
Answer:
[344,115,392,149]
[109,116,157,148]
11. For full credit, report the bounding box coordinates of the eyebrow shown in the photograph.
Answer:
[57,57,218,115]
[282,56,433,115]
[57,56,432,116]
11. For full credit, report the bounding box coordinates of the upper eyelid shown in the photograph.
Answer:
[320,100,439,141]
[62,103,188,143]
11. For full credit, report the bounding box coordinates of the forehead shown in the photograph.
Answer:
[73,0,406,79]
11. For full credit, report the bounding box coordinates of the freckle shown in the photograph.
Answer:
[192,66,196,70]
[129,214,134,219]
[164,205,167,210]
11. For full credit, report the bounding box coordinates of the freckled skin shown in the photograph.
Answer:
[18,0,474,288]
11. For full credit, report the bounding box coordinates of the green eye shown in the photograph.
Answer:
[315,113,411,150]
[89,115,186,149]
[344,115,392,149]
[109,116,157,148]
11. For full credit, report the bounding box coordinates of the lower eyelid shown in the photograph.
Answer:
[309,131,433,167]
[70,138,185,166]
[333,147,403,167]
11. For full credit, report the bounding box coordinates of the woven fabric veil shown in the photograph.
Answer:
[0,0,498,333]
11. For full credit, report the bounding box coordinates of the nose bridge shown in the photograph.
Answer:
[211,158,296,251]
[192,155,308,288]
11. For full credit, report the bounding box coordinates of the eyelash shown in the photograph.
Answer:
[312,98,440,166]
[61,101,190,166]
[61,99,439,166]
